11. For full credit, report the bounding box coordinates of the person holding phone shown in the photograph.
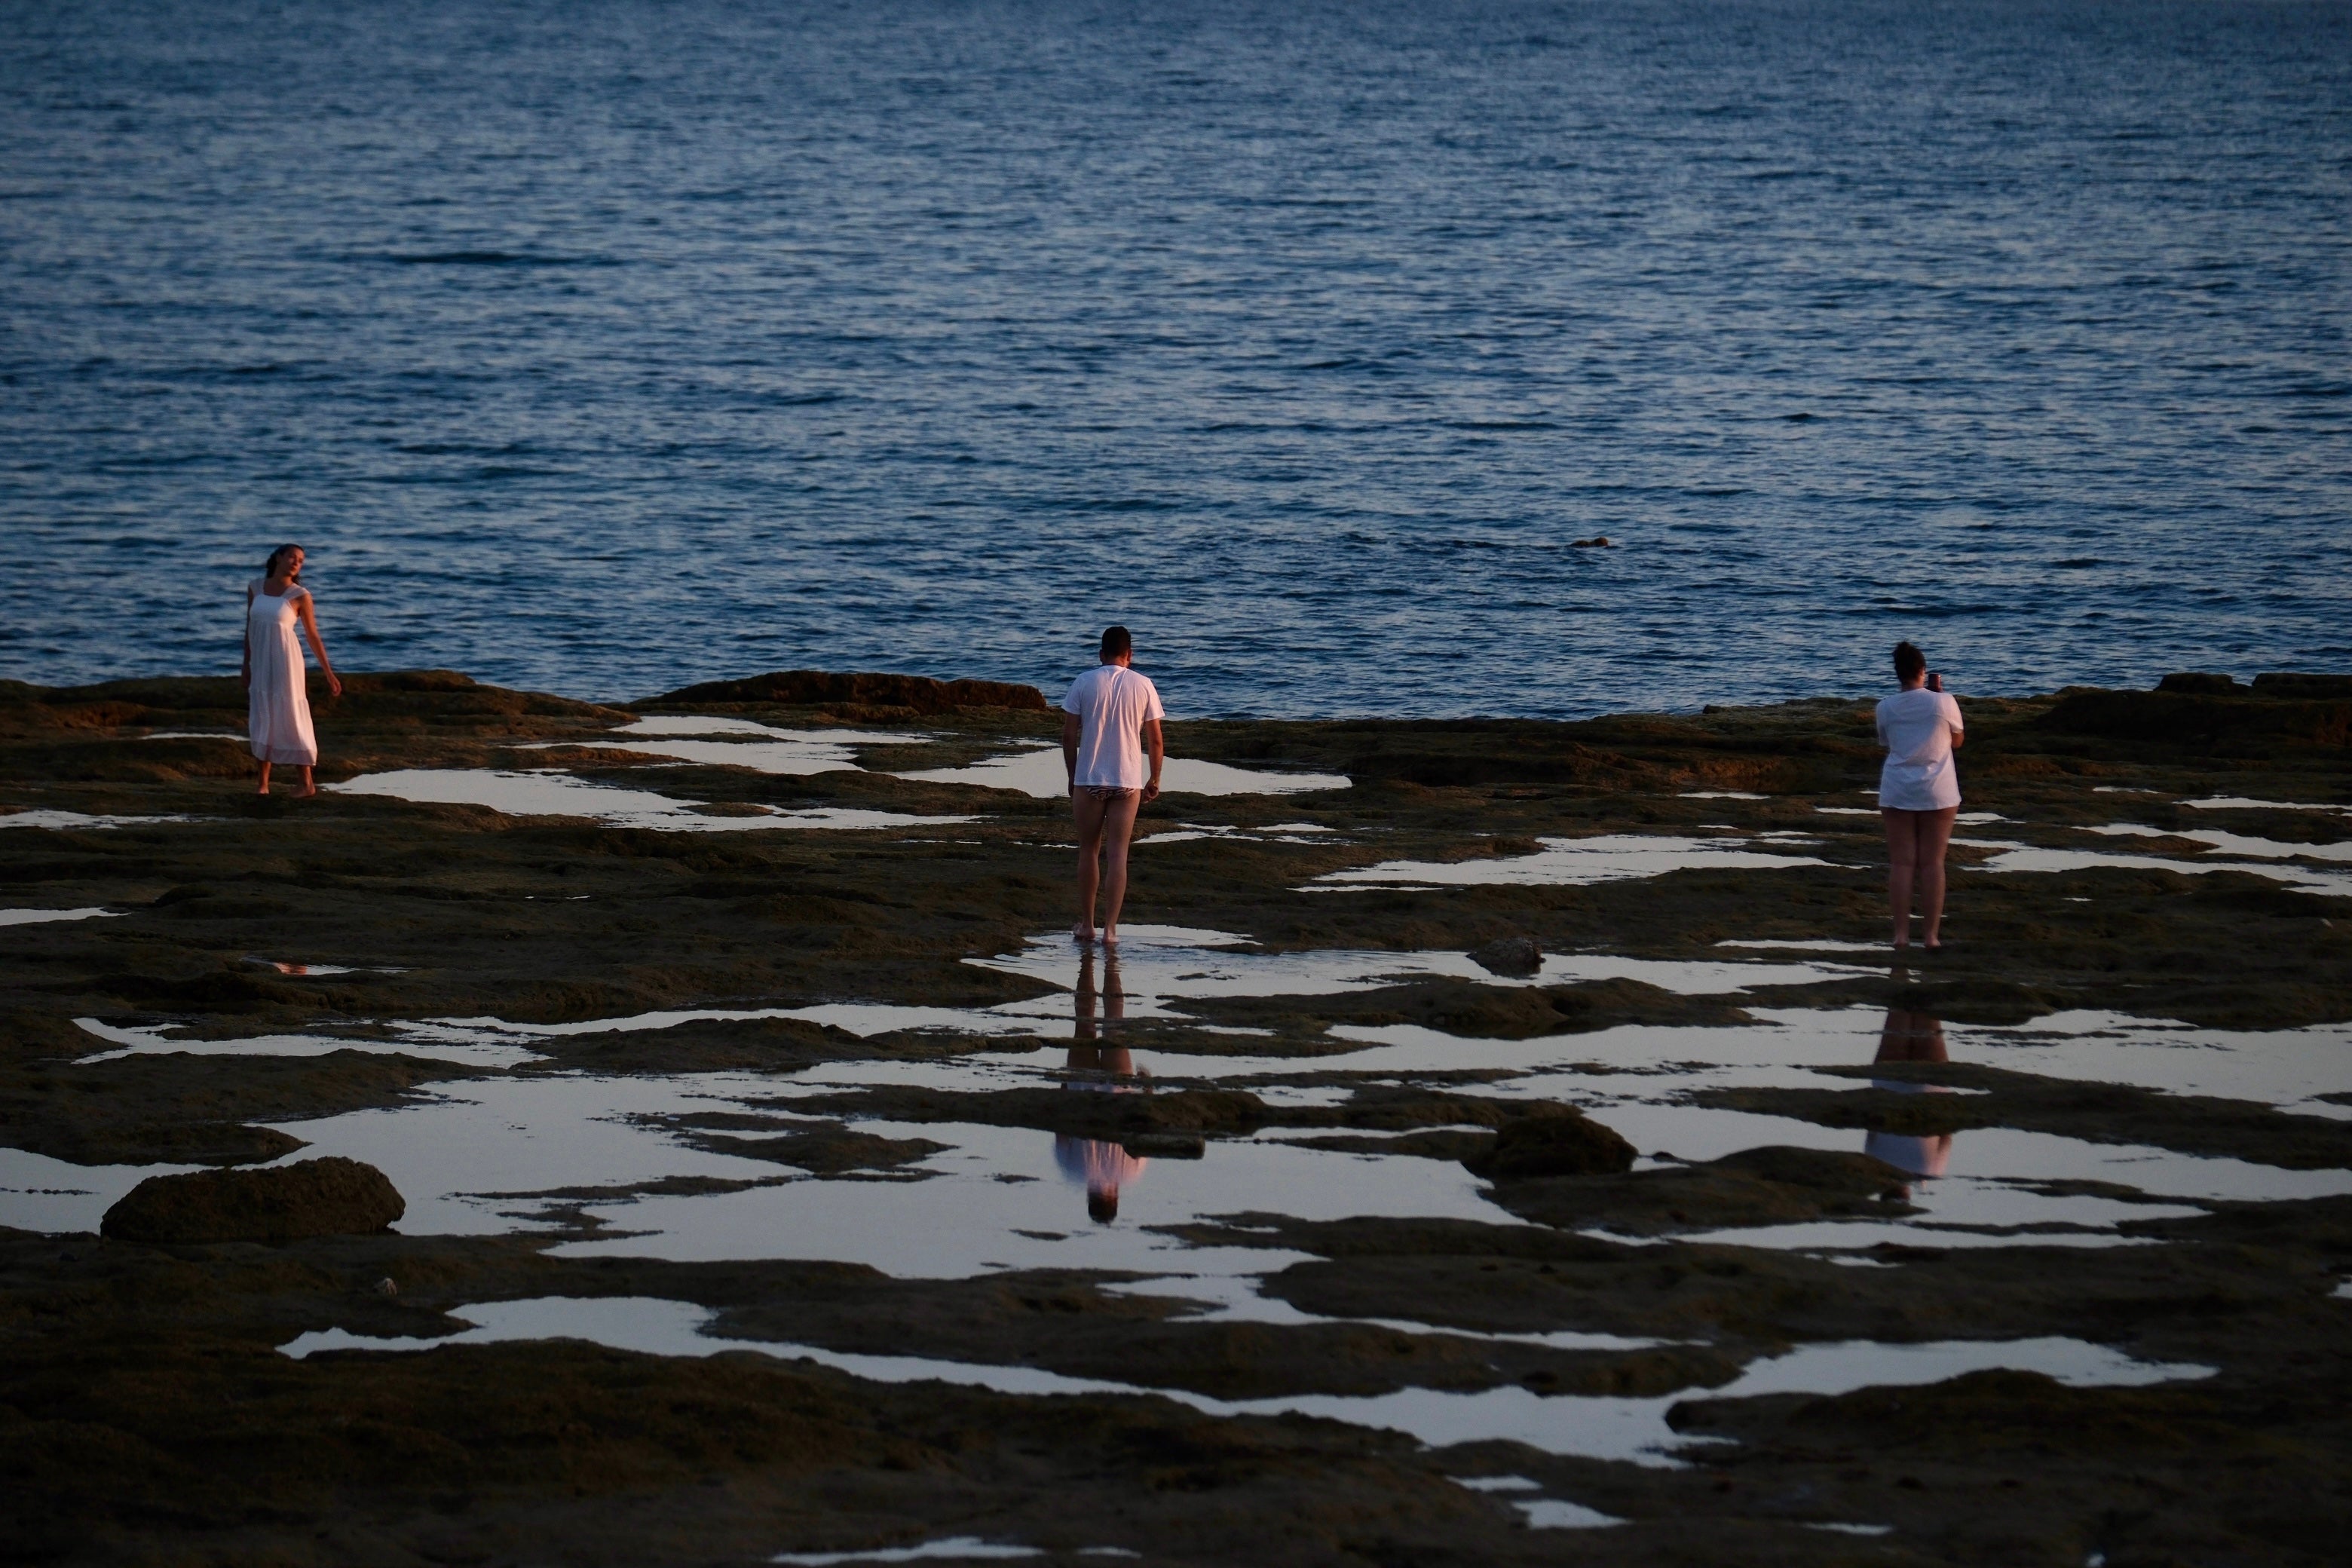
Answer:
[1876,641,1963,953]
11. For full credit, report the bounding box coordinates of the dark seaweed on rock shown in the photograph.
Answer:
[651,669,1049,713]
[5,669,2352,1563]
[2034,688,2352,752]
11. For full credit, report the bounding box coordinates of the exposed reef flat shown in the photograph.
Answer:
[2,669,2347,1565]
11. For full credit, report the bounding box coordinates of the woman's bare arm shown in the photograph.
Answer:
[296,593,343,698]
[240,583,254,689]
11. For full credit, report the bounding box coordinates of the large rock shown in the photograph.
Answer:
[1462,1109,1637,1179]
[101,1156,404,1244]
[2251,672,2352,700]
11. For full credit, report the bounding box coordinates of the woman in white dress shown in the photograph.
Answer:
[1876,640,1963,953]
[242,544,341,796]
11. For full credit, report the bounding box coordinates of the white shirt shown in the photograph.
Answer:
[1062,663,1165,789]
[1875,688,1964,810]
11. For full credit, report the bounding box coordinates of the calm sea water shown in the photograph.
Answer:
[2,1,2346,717]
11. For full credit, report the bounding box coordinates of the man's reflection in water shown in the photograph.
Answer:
[1055,948,1149,1223]
[1865,1006,1953,1193]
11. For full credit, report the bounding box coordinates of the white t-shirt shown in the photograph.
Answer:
[1062,664,1165,789]
[1875,688,1964,810]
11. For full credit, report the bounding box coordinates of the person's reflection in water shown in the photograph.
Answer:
[1864,1006,1953,1196]
[1056,948,1149,1222]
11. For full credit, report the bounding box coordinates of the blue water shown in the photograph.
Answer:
[2,1,2346,717]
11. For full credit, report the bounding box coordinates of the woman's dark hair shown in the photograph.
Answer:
[265,543,304,578]
[1100,625,1132,660]
[1893,641,1927,681]
[1087,1187,1119,1223]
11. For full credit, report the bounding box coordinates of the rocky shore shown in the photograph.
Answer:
[2,669,2347,1565]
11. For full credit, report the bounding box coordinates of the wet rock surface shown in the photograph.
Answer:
[101,1156,405,1242]
[3,669,2350,1563]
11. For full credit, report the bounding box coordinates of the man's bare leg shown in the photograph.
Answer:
[1882,808,1919,950]
[1072,789,1107,941]
[1096,789,1144,943]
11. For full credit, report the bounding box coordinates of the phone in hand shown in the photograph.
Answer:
[1927,672,1944,693]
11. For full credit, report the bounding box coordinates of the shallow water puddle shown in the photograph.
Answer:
[547,1119,1501,1273]
[1957,838,2352,896]
[2185,796,2350,814]
[1146,821,1340,844]
[894,745,1349,798]
[773,1541,1076,1564]
[73,1017,548,1070]
[1314,835,1830,889]
[0,1145,204,1233]
[516,715,920,776]
[227,1024,2340,1269]
[1097,1271,1664,1352]
[0,810,191,830]
[329,769,973,832]
[526,737,864,776]
[2087,823,2352,863]
[257,1077,1488,1275]
[964,926,1867,1018]
[278,1295,2210,1467]
[64,981,2352,1250]
[0,906,118,927]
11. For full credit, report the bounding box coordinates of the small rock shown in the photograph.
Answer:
[100,1156,405,1244]
[1468,936,1543,977]
[1462,1110,1637,1179]
[1122,1132,1205,1159]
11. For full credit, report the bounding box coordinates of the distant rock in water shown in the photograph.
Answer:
[653,669,1049,713]
[2157,672,2239,694]
[101,1156,405,1244]
[1462,1109,1636,1179]
[1468,936,1543,976]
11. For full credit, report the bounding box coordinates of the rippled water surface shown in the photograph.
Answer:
[4,0,2346,714]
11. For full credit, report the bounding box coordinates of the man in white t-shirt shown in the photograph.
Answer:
[1875,640,1965,954]
[1061,625,1165,945]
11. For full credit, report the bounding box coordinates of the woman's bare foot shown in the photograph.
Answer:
[1072,922,1095,945]
[291,784,317,798]
[1101,926,1119,946]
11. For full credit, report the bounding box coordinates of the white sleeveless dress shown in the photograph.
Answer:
[247,580,318,765]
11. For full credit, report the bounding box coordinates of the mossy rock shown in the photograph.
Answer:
[1462,1109,1636,1178]
[101,1156,405,1243]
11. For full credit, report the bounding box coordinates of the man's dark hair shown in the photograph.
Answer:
[1087,1188,1119,1223]
[1101,625,1132,660]
[1893,641,1927,681]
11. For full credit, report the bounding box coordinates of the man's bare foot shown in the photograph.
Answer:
[1101,926,1119,946]
[1072,923,1095,945]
